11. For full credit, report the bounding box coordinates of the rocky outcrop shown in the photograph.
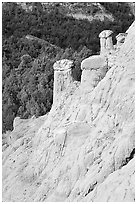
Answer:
[81,55,108,89]
[116,33,128,49]
[99,30,114,54]
[53,59,74,102]
[2,22,135,202]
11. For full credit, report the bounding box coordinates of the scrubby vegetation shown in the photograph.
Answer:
[2,2,134,133]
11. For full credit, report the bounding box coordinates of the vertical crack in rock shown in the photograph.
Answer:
[84,181,97,197]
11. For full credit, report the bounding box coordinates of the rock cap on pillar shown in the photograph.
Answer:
[81,55,108,89]
[81,55,108,71]
[53,59,73,71]
[99,30,113,38]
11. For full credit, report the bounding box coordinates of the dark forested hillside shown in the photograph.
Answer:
[2,2,134,133]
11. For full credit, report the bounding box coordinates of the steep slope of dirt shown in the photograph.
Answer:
[2,22,135,202]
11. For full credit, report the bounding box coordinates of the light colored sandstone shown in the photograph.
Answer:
[53,59,74,103]
[116,33,128,48]
[81,55,108,88]
[2,22,135,202]
[99,30,114,53]
[81,55,107,70]
[53,127,67,149]
[13,116,21,129]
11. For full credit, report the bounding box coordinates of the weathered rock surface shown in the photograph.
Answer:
[81,55,108,89]
[53,59,74,102]
[2,22,135,202]
[99,30,114,53]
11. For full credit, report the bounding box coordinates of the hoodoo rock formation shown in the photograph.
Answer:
[81,55,108,89]
[2,22,135,202]
[99,30,114,54]
[53,59,74,102]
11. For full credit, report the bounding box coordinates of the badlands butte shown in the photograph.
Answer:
[2,22,135,202]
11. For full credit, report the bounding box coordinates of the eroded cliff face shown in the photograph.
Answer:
[2,22,135,202]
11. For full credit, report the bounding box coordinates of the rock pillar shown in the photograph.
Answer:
[81,55,108,89]
[116,33,127,48]
[99,30,114,54]
[99,31,106,53]
[53,59,74,102]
